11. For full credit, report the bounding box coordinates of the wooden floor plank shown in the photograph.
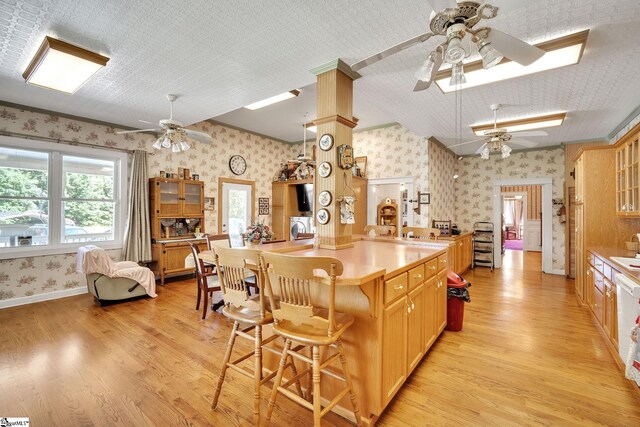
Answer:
[1,250,639,426]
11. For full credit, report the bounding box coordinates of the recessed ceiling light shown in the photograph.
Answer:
[244,89,300,110]
[23,36,109,94]
[435,30,589,92]
[472,112,566,135]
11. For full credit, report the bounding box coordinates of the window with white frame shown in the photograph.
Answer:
[0,135,128,258]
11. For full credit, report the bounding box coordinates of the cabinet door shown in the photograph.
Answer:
[585,264,595,308]
[424,275,438,351]
[616,146,626,214]
[628,137,640,215]
[182,181,204,216]
[407,284,425,373]
[382,296,407,405]
[592,286,605,326]
[436,270,447,333]
[158,181,181,216]
[163,243,204,274]
[604,279,618,350]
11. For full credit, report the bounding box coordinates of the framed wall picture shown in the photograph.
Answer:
[419,192,430,205]
[355,156,367,177]
[204,197,215,210]
[259,197,269,215]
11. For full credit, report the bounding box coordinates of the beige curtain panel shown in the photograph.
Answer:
[122,150,152,262]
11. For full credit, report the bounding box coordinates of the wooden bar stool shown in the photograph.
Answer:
[261,252,362,427]
[210,246,302,425]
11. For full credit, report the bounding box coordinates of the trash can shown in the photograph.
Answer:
[446,270,471,332]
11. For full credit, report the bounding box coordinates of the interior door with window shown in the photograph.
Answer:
[220,180,254,247]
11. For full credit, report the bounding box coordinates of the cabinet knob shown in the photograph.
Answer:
[414,273,422,280]
[428,265,436,270]
[394,284,404,290]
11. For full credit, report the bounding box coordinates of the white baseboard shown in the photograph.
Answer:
[0,286,88,309]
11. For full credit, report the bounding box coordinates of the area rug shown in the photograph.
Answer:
[505,239,523,251]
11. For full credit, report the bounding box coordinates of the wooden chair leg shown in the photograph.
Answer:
[196,278,202,310]
[286,352,304,398]
[201,283,209,319]
[212,321,239,409]
[312,345,321,426]
[253,325,262,426]
[305,346,314,401]
[265,338,291,425]
[337,340,362,426]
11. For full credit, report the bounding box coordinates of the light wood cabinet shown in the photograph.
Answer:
[377,203,398,227]
[604,275,618,351]
[149,177,206,285]
[436,269,447,334]
[451,233,473,275]
[615,131,640,216]
[423,275,438,351]
[407,283,425,373]
[586,251,620,353]
[382,295,407,405]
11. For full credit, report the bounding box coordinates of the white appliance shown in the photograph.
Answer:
[290,216,313,240]
[614,273,640,386]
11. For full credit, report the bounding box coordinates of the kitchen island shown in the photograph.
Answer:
[266,239,449,425]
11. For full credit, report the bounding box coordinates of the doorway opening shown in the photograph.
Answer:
[218,177,255,247]
[367,177,414,237]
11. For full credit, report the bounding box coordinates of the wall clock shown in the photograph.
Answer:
[229,155,246,175]
[319,134,334,151]
[318,162,332,178]
[318,190,332,207]
[316,208,330,225]
[337,144,354,169]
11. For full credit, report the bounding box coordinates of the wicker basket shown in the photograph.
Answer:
[625,234,640,251]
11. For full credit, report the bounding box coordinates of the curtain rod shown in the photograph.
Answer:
[0,130,154,155]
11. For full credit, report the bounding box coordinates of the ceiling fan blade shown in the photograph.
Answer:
[509,138,538,148]
[184,129,213,144]
[486,28,544,66]
[413,49,444,92]
[138,119,153,125]
[351,31,434,71]
[427,0,458,11]
[116,128,161,135]
[448,137,487,148]
[510,130,548,137]
[475,142,489,154]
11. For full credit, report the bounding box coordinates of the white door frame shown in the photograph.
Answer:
[367,176,415,236]
[502,191,527,248]
[493,178,553,273]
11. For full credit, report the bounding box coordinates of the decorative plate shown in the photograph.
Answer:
[319,134,334,151]
[316,208,330,225]
[229,155,247,175]
[318,190,332,207]
[318,162,332,178]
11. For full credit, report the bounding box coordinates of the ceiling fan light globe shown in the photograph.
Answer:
[152,138,163,150]
[445,36,466,64]
[480,146,490,160]
[171,143,180,153]
[479,42,504,69]
[414,53,437,82]
[179,140,190,151]
[501,144,512,158]
[449,62,466,86]
[161,136,171,148]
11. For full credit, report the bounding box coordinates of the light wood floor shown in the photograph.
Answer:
[1,252,639,426]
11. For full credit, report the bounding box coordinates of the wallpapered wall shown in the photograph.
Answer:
[454,148,566,271]
[426,139,456,225]
[0,105,296,302]
[352,124,429,226]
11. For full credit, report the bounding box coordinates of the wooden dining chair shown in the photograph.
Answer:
[364,225,396,236]
[210,246,302,425]
[206,233,231,250]
[261,252,362,427]
[188,242,221,319]
[411,227,441,240]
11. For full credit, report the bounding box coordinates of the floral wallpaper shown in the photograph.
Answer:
[352,124,429,226]
[0,105,296,302]
[427,139,456,225]
[453,148,566,271]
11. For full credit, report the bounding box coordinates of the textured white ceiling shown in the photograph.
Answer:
[1,0,640,154]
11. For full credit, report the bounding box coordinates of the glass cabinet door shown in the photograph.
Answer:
[182,182,203,216]
[158,181,180,216]
[630,138,639,214]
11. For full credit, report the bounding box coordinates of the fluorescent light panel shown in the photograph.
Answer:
[472,112,566,135]
[244,89,300,110]
[23,36,109,94]
[435,30,589,92]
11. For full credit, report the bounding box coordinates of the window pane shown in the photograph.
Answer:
[62,201,114,243]
[0,147,48,198]
[0,201,49,247]
[63,156,114,199]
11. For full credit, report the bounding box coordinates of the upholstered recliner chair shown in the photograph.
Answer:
[77,245,157,305]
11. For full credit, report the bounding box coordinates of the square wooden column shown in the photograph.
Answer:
[311,59,360,250]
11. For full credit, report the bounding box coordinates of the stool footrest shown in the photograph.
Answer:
[320,387,350,417]
[226,362,254,379]
[278,386,314,411]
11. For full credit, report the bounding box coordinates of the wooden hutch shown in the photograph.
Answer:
[149,177,207,285]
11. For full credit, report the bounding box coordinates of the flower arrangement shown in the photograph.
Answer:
[244,220,273,243]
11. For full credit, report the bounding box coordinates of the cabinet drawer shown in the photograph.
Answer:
[385,273,408,305]
[587,252,595,267]
[437,254,448,272]
[593,256,605,274]
[424,258,438,278]
[408,264,425,290]
[603,263,612,282]
[594,270,605,293]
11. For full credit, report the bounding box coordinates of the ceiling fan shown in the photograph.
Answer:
[351,0,545,91]
[287,113,315,165]
[449,104,545,159]
[117,94,213,152]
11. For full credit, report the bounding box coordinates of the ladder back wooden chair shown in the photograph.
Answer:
[188,242,221,319]
[363,225,396,236]
[406,227,441,240]
[261,252,362,427]
[211,246,302,425]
